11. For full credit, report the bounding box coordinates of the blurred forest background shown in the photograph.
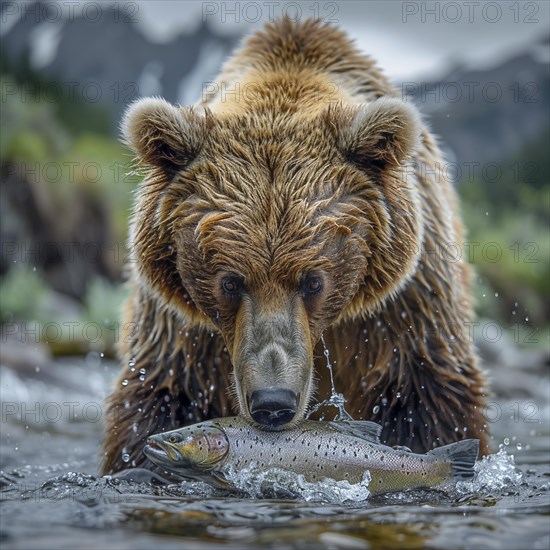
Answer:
[1,0,548,361]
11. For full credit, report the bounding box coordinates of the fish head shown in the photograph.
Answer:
[144,424,229,473]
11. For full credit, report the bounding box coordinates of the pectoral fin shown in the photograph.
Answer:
[210,470,234,490]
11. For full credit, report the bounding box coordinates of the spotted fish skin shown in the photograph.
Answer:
[144,417,479,495]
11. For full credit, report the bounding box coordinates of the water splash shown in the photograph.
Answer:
[308,334,353,421]
[455,446,523,494]
[223,463,371,503]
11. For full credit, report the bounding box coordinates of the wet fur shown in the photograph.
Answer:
[101,19,489,475]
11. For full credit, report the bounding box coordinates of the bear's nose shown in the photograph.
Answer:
[248,388,298,428]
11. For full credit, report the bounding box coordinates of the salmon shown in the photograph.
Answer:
[144,417,479,495]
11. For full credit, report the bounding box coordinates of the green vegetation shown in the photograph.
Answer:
[1,74,138,244]
[0,266,50,324]
[1,72,134,355]
[459,140,549,339]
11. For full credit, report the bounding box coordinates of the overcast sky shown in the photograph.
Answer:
[135,0,550,79]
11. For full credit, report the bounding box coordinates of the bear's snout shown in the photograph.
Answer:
[230,294,315,429]
[248,388,298,428]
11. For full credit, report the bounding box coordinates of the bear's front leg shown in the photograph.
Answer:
[100,288,233,475]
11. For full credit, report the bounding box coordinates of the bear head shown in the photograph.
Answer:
[122,96,423,429]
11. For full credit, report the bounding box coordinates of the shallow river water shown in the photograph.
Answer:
[1,351,549,550]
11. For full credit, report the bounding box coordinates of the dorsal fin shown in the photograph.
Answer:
[327,420,382,443]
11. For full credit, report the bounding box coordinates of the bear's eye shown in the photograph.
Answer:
[221,276,243,297]
[301,275,323,297]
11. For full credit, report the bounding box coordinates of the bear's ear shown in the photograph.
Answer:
[330,98,421,172]
[121,97,207,172]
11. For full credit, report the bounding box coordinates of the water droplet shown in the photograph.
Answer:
[372,405,380,414]
[121,379,129,386]
[516,443,522,450]
[309,334,353,421]
[139,368,146,375]
[34,366,40,373]
[121,448,130,463]
[503,437,510,445]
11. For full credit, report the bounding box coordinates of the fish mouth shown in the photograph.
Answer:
[144,439,180,464]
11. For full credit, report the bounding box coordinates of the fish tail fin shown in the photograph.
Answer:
[428,439,479,480]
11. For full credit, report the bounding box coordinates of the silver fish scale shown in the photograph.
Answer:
[220,423,444,486]
[145,419,476,495]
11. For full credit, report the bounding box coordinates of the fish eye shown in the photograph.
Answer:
[168,435,178,443]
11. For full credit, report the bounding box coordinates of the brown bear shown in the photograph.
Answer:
[100,18,490,475]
